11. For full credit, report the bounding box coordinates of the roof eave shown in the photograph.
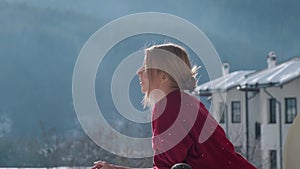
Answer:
[198,88,228,96]
[239,82,281,91]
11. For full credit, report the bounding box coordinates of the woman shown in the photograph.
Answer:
[92,43,256,169]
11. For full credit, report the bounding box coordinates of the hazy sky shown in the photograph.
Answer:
[1,0,300,137]
[8,0,300,70]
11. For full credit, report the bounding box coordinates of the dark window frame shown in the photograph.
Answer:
[285,97,297,124]
[268,98,276,124]
[219,103,227,124]
[231,101,241,123]
[269,150,277,169]
[255,122,261,139]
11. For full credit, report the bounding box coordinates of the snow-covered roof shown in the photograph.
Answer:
[196,70,254,95]
[240,57,300,89]
[196,57,300,95]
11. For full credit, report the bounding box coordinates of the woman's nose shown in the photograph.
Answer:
[136,68,141,76]
[136,66,144,76]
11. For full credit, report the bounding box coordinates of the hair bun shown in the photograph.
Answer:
[180,76,197,91]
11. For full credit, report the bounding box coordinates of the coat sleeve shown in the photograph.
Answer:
[153,134,193,169]
[152,105,194,169]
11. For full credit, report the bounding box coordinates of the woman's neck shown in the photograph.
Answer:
[149,87,179,104]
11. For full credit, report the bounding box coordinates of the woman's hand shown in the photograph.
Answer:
[91,161,115,169]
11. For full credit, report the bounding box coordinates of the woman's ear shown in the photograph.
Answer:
[160,72,168,82]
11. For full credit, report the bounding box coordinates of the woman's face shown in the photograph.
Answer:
[137,61,149,94]
[137,56,160,94]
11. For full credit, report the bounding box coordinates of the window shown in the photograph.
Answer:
[285,98,297,124]
[269,150,277,169]
[255,122,261,139]
[269,98,276,124]
[232,101,241,123]
[219,103,227,124]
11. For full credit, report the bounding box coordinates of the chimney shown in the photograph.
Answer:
[267,51,277,69]
[222,62,230,76]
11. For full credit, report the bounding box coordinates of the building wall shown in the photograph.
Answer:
[248,91,262,167]
[281,78,300,144]
[260,78,300,169]
[211,89,247,152]
[227,89,246,145]
[207,77,299,169]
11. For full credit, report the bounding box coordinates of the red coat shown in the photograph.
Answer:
[152,90,256,169]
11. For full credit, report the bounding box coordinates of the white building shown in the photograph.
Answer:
[196,53,300,169]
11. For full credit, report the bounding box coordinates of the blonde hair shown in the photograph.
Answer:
[143,43,198,107]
